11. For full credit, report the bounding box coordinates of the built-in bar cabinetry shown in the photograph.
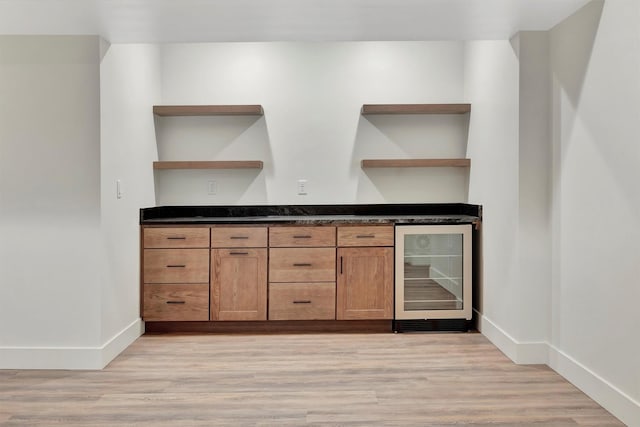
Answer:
[141,224,396,327]
[140,203,481,333]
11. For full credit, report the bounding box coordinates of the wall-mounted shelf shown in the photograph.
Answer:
[153,105,264,116]
[153,161,264,170]
[361,159,471,168]
[361,104,471,115]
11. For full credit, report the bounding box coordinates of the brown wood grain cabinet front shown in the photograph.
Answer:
[211,248,267,321]
[269,282,336,320]
[143,284,210,321]
[142,227,212,322]
[337,226,394,247]
[269,226,336,247]
[143,249,210,283]
[211,226,268,248]
[210,226,268,321]
[143,227,210,249]
[336,225,394,320]
[269,247,336,283]
[337,247,394,320]
[142,223,394,326]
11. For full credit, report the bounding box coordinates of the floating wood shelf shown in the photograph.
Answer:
[361,104,471,115]
[361,159,471,168]
[153,161,264,170]
[153,105,264,116]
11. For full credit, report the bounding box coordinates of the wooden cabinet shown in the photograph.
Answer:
[143,284,209,321]
[268,226,336,321]
[269,283,336,320]
[336,226,394,320]
[337,226,394,247]
[142,223,396,325]
[211,248,267,321]
[143,227,210,249]
[269,226,336,247]
[210,226,268,321]
[143,249,210,283]
[269,248,336,283]
[142,227,211,321]
[211,226,267,248]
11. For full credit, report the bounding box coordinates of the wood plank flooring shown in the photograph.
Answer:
[0,333,624,426]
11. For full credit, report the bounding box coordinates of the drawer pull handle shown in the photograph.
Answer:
[230,236,249,239]
[230,252,249,255]
[166,301,186,305]
[293,300,312,304]
[167,236,186,240]
[166,264,186,268]
[293,263,312,267]
[293,235,312,239]
[356,234,375,238]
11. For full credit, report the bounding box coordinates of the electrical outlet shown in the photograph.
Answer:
[207,180,217,195]
[297,179,307,195]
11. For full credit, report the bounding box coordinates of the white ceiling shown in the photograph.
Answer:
[0,0,591,43]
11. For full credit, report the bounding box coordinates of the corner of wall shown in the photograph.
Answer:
[0,319,142,370]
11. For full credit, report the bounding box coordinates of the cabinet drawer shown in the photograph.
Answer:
[143,249,209,283]
[269,226,336,247]
[269,283,336,320]
[337,226,394,247]
[143,284,209,321]
[143,227,210,248]
[211,226,267,248]
[269,248,336,282]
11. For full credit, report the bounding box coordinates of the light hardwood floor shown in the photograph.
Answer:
[0,332,624,426]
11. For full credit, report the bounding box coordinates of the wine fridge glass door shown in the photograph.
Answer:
[395,224,472,320]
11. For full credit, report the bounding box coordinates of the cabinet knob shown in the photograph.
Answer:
[293,235,312,239]
[166,301,186,305]
[293,263,312,267]
[356,234,375,238]
[166,264,186,268]
[229,252,249,255]
[293,300,312,304]
[166,236,186,240]
[230,236,249,240]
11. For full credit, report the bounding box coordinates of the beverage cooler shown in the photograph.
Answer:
[394,224,472,332]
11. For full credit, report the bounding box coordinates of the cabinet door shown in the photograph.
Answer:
[337,247,393,320]
[211,248,267,321]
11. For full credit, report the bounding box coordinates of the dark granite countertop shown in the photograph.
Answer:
[142,214,479,225]
[141,204,482,226]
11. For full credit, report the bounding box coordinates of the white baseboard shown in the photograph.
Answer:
[549,345,640,427]
[100,318,144,368]
[0,318,142,370]
[476,312,549,364]
[477,311,640,426]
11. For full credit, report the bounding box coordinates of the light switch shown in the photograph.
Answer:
[116,179,123,199]
[208,180,217,195]
[297,179,307,195]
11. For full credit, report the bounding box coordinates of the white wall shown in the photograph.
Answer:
[0,36,102,368]
[157,42,469,205]
[549,1,640,424]
[99,44,161,362]
[515,31,553,358]
[463,41,522,357]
